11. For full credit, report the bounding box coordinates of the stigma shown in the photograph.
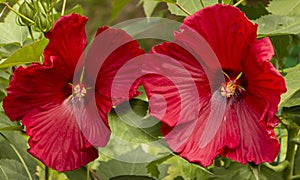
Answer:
[220,72,245,98]
[73,83,87,100]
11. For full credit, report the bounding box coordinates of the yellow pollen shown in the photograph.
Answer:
[220,72,245,98]
[221,81,237,98]
[73,84,87,99]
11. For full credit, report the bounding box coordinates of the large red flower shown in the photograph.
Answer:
[3,14,144,171]
[143,5,286,166]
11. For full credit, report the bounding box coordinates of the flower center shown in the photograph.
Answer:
[73,83,87,99]
[220,72,245,98]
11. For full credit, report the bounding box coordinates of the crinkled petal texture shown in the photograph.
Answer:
[3,58,98,171]
[44,13,87,74]
[3,13,145,171]
[144,4,286,167]
[84,27,145,107]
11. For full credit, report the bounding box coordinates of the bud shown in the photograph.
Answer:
[18,1,36,26]
[34,11,53,32]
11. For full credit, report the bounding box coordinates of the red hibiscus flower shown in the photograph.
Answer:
[142,5,286,166]
[3,13,144,171]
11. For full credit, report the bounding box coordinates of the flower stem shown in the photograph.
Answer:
[0,6,7,18]
[264,161,289,173]
[176,2,192,16]
[27,26,35,42]
[199,0,205,8]
[45,166,49,180]
[282,125,298,180]
[2,2,35,24]
[61,0,67,16]
[0,132,33,180]
[233,0,244,7]
[89,168,100,180]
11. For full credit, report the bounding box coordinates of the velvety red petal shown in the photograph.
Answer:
[44,13,87,74]
[244,38,286,127]
[182,4,257,72]
[221,97,280,164]
[161,93,240,166]
[83,27,145,105]
[3,58,71,121]
[22,98,110,171]
[144,42,211,127]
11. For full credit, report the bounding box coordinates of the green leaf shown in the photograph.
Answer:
[109,99,162,143]
[270,35,292,69]
[54,4,84,20]
[209,163,282,180]
[284,90,300,107]
[0,7,28,46]
[255,15,300,37]
[0,112,16,130]
[111,175,156,180]
[238,2,269,20]
[66,4,83,15]
[0,126,23,132]
[110,0,132,22]
[0,159,29,180]
[167,0,216,16]
[146,154,173,178]
[155,0,177,3]
[0,110,37,175]
[141,0,160,17]
[279,65,300,108]
[65,168,88,180]
[267,0,300,16]
[162,155,211,179]
[96,146,154,179]
[0,38,49,68]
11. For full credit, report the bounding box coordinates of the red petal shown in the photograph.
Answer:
[221,97,280,164]
[144,43,211,126]
[3,59,71,121]
[83,27,145,105]
[161,93,240,166]
[182,4,257,72]
[22,98,110,171]
[244,38,286,127]
[44,13,87,74]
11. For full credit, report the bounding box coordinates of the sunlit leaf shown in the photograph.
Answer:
[284,90,300,107]
[141,0,160,17]
[111,175,156,180]
[109,99,162,143]
[161,155,211,180]
[256,15,300,37]
[0,38,49,68]
[0,6,28,46]
[209,163,282,180]
[267,0,300,16]
[279,65,300,108]
[147,154,173,178]
[0,159,29,180]
[96,146,155,179]
[167,0,217,16]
